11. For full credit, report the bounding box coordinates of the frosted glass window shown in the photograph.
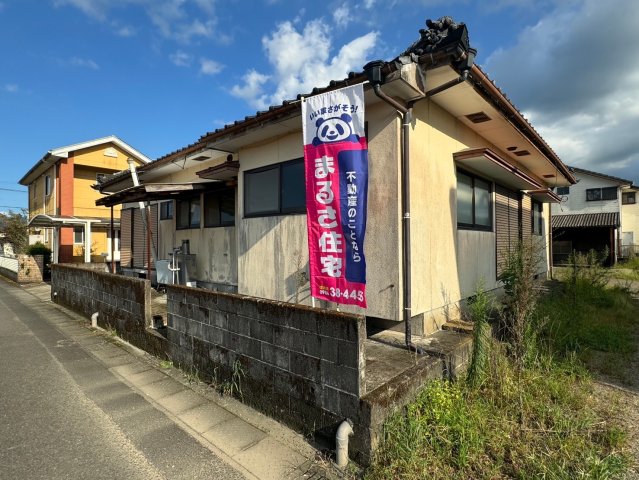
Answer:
[475,178,491,227]
[457,172,473,225]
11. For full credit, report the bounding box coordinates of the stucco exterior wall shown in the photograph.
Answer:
[408,99,550,327]
[74,166,120,218]
[410,100,499,319]
[236,102,401,320]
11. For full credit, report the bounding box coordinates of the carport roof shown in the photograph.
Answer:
[27,214,113,228]
[552,212,619,229]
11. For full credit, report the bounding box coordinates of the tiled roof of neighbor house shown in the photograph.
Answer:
[552,212,620,229]
[569,166,634,186]
[98,16,575,191]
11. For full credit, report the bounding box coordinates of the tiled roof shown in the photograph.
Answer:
[98,17,575,190]
[569,166,634,186]
[552,212,619,229]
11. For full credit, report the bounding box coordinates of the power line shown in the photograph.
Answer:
[0,187,27,193]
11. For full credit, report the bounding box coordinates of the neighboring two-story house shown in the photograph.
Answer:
[551,166,637,265]
[19,136,150,264]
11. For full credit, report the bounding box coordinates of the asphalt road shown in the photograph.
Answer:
[0,281,245,480]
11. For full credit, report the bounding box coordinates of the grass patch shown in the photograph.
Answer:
[537,281,638,363]
[366,348,627,479]
[367,273,637,479]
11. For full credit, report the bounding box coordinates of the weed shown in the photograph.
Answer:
[159,359,173,369]
[367,347,628,479]
[106,324,117,337]
[465,282,493,388]
[367,275,637,480]
[184,367,201,384]
[221,359,245,399]
[498,240,544,367]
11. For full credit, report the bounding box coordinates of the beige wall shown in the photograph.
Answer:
[408,99,550,327]
[157,204,237,287]
[236,102,401,319]
[621,197,639,246]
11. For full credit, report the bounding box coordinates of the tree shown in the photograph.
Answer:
[0,209,28,254]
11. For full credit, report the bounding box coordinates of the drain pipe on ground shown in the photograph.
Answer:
[335,419,354,469]
[91,312,99,328]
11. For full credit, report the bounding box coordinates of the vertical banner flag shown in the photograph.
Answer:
[302,84,368,308]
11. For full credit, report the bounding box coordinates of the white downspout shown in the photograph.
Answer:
[335,419,354,469]
[84,220,91,263]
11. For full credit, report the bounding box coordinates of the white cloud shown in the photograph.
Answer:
[170,50,192,67]
[54,0,223,43]
[66,57,100,69]
[200,58,223,75]
[115,24,135,37]
[230,70,271,110]
[333,5,352,28]
[232,19,378,109]
[484,0,639,183]
[3,84,18,93]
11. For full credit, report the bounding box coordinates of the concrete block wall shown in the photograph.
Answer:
[166,285,366,434]
[51,264,165,357]
[17,254,44,283]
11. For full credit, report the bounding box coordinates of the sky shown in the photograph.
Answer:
[1,0,638,212]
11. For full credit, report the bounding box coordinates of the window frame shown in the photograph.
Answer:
[532,200,543,236]
[73,226,84,245]
[44,175,51,197]
[556,186,569,195]
[159,201,173,220]
[622,192,636,205]
[176,196,201,230]
[204,188,235,228]
[243,158,306,218]
[586,187,617,202]
[456,169,493,231]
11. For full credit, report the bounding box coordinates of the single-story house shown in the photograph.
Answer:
[97,17,575,339]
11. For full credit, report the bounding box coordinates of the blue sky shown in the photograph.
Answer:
[1,0,638,212]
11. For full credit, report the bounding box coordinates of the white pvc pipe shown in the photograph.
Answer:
[335,419,354,469]
[91,312,99,328]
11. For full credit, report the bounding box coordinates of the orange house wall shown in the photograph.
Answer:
[58,154,75,263]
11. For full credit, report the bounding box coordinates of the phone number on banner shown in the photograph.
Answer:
[323,287,364,302]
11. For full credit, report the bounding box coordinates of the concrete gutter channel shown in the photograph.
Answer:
[20,281,472,473]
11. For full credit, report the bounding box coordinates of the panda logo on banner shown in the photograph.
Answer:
[302,84,368,308]
[312,114,360,146]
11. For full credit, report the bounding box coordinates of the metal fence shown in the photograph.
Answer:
[0,254,19,273]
